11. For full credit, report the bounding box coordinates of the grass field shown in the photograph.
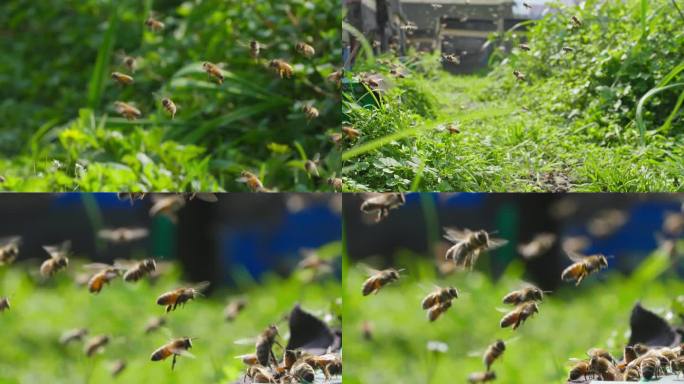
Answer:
[343,247,684,383]
[0,242,341,384]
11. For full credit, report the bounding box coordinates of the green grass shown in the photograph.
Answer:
[0,242,341,384]
[343,249,684,383]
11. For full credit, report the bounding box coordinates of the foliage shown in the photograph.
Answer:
[0,0,341,192]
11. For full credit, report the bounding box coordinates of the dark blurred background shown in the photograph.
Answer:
[343,193,684,290]
[0,193,342,286]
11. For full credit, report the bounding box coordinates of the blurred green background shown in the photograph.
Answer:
[0,0,341,192]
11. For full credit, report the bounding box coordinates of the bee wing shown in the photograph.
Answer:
[356,263,382,276]
[0,236,21,246]
[566,357,586,365]
[193,281,211,292]
[126,228,150,240]
[233,337,256,345]
[443,227,472,243]
[83,263,113,271]
[487,237,509,250]
[467,349,484,357]
[312,153,321,163]
[97,229,116,240]
[43,240,71,258]
[171,349,196,359]
[566,250,588,263]
[495,307,512,313]
[193,193,218,203]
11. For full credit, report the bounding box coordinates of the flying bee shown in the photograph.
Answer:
[562,46,575,53]
[427,300,452,322]
[499,302,539,330]
[117,52,138,72]
[567,359,591,381]
[468,371,496,383]
[513,70,526,81]
[248,40,265,60]
[117,192,146,205]
[123,258,157,282]
[421,286,459,310]
[519,43,530,51]
[502,284,545,305]
[0,296,9,312]
[114,101,141,120]
[663,211,684,236]
[561,251,608,286]
[156,281,210,312]
[98,227,149,243]
[255,324,280,367]
[150,338,195,371]
[587,209,628,237]
[360,193,406,223]
[342,125,361,140]
[60,328,88,345]
[237,171,271,192]
[328,177,342,191]
[441,54,460,65]
[84,335,109,357]
[523,2,532,9]
[327,70,343,87]
[362,320,374,340]
[518,233,556,260]
[161,98,177,119]
[443,228,508,270]
[295,42,315,58]
[0,236,21,265]
[446,123,461,134]
[145,16,165,32]
[269,59,294,79]
[224,297,248,322]
[302,105,319,120]
[291,361,315,383]
[483,340,506,371]
[149,194,186,222]
[111,72,134,85]
[571,15,583,27]
[296,249,331,277]
[305,354,342,380]
[202,62,224,84]
[362,268,402,296]
[110,359,126,377]
[84,264,123,294]
[40,240,70,277]
[304,153,321,178]
[144,316,166,334]
[639,355,660,380]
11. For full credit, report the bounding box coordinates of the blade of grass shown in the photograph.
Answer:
[87,7,118,110]
[635,83,684,143]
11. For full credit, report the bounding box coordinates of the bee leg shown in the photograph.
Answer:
[171,354,177,371]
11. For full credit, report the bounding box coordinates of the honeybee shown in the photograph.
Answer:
[305,154,321,178]
[111,72,134,85]
[518,233,556,260]
[145,16,165,32]
[672,356,684,376]
[235,353,259,366]
[302,105,319,120]
[110,359,127,377]
[224,297,248,322]
[143,316,166,334]
[118,52,138,72]
[663,211,684,236]
[291,361,315,382]
[499,302,539,330]
[328,177,342,192]
[590,355,619,381]
[255,324,280,367]
[502,284,545,305]
[84,335,109,357]
[0,236,21,265]
[443,228,508,270]
[562,235,590,254]
[237,171,271,193]
[0,296,9,312]
[149,194,186,221]
[283,349,303,370]
[639,355,660,380]
[84,264,123,294]
[362,320,374,340]
[360,193,406,223]
[623,366,640,381]
[562,46,575,53]
[202,62,224,84]
[327,70,343,87]
[561,251,608,286]
[523,2,532,9]
[249,40,264,60]
[161,98,177,119]
[114,101,141,120]
[587,348,615,364]
[421,286,459,310]
[305,354,342,380]
[482,340,506,371]
[150,338,195,370]
[468,371,496,383]
[513,70,526,81]
[156,281,210,312]
[519,43,530,51]
[60,328,88,344]
[123,258,157,282]
[632,343,650,356]
[623,345,638,364]
[362,268,401,295]
[446,123,460,134]
[587,209,628,238]
[342,125,361,140]
[571,15,583,27]
[98,227,149,243]
[117,192,146,205]
[40,241,70,277]
[296,249,331,276]
[441,54,460,65]
[0,175,4,183]
[427,301,452,322]
[295,42,315,58]
[246,365,276,383]
[269,59,294,79]
[567,359,591,381]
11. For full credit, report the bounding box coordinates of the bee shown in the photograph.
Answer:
[587,209,627,237]
[427,300,452,322]
[295,42,315,58]
[502,284,545,305]
[224,297,247,322]
[110,359,126,377]
[246,365,276,383]
[499,302,539,330]
[305,154,321,178]
[84,335,109,357]
[567,359,591,381]
[446,123,461,134]
[360,193,406,223]
[513,70,526,81]
[639,355,660,380]
[523,1,532,9]
[362,268,401,296]
[441,54,460,65]
[149,194,186,221]
[84,264,123,294]
[362,320,374,340]
[327,70,343,87]
[123,259,157,282]
[483,340,506,371]
[255,324,280,367]
[443,228,508,270]
[0,236,21,265]
[0,296,9,312]
[672,356,684,376]
[562,46,575,53]
[305,354,342,380]
[663,211,684,236]
[202,62,224,84]
[40,241,70,277]
[150,338,195,370]
[283,349,303,370]
[328,177,342,191]
[291,361,315,383]
[421,286,459,310]
[590,355,619,381]
[302,105,319,120]
[60,328,88,345]
[249,40,264,60]
[118,52,138,73]
[587,348,615,364]
[342,125,361,140]
[0,175,4,183]
[571,15,583,27]
[145,16,165,32]
[623,366,640,381]
[111,72,134,85]
[235,353,259,366]
[632,343,650,356]
[144,316,166,334]
[468,371,496,383]
[296,250,331,276]
[269,59,294,79]
[114,101,141,120]
[237,171,271,193]
[117,192,146,205]
[624,345,638,364]
[98,227,149,243]
[561,251,608,286]
[519,43,530,51]
[161,98,177,119]
[518,233,556,260]
[156,281,210,312]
